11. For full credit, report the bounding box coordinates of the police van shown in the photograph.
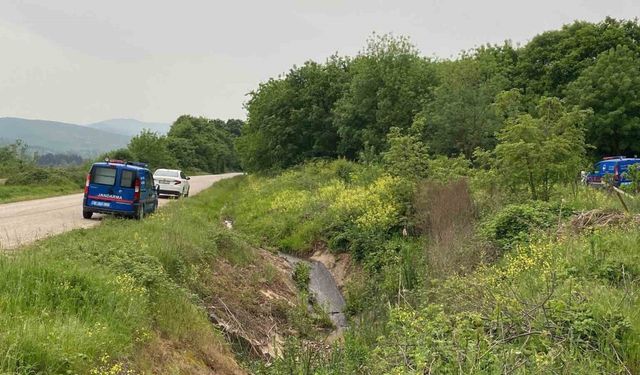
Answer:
[83,159,159,220]
[586,156,640,188]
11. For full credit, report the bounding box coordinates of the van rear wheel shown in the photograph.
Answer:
[82,210,93,219]
[136,204,145,220]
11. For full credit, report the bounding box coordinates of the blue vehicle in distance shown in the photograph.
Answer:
[83,159,159,220]
[586,156,640,187]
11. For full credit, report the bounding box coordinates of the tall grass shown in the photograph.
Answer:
[0,177,250,374]
[413,179,481,276]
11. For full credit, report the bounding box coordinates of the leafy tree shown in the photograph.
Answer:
[128,130,177,170]
[382,127,429,179]
[495,93,589,200]
[0,140,31,176]
[566,45,640,156]
[515,18,640,98]
[624,164,640,194]
[426,155,472,183]
[420,50,511,157]
[101,148,135,162]
[333,34,436,159]
[238,58,349,172]
[222,119,244,137]
[168,116,239,173]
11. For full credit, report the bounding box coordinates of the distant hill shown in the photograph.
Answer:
[0,117,130,157]
[85,119,171,136]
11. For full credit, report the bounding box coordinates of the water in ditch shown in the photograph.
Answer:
[279,253,348,330]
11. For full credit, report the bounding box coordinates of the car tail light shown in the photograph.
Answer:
[173,180,181,185]
[134,178,141,201]
[614,165,620,181]
[84,174,90,194]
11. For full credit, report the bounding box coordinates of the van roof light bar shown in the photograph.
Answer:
[126,161,149,168]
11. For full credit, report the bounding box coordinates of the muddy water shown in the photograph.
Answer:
[280,253,348,330]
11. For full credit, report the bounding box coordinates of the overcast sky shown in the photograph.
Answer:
[0,0,638,125]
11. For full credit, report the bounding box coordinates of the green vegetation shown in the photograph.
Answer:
[3,17,640,374]
[0,142,85,203]
[238,18,640,172]
[0,178,271,374]
[104,115,241,173]
[217,160,640,374]
[0,184,81,203]
[292,262,311,292]
[226,21,640,370]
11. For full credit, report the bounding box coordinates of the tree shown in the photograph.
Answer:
[128,130,177,170]
[168,116,239,173]
[495,93,589,200]
[382,127,429,179]
[515,18,640,98]
[238,57,349,172]
[333,34,437,159]
[420,47,512,157]
[566,45,640,156]
[0,140,31,176]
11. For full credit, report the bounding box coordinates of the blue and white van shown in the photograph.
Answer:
[83,159,159,219]
[586,156,640,187]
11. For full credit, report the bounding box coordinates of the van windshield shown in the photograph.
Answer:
[91,167,116,185]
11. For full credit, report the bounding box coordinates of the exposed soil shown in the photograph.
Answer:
[206,248,298,359]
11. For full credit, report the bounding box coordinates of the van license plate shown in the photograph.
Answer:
[91,201,111,208]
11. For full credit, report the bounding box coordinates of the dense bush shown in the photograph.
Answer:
[6,167,85,187]
[480,201,570,251]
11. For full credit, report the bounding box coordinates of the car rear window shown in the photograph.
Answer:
[120,170,136,188]
[155,170,179,178]
[91,167,116,185]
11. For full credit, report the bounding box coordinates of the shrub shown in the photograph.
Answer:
[293,262,311,292]
[6,166,85,187]
[480,201,569,251]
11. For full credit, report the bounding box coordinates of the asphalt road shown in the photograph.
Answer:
[0,173,241,250]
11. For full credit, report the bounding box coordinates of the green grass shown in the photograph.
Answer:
[0,177,250,374]
[0,184,81,203]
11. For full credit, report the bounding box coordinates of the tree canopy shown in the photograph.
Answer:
[236,19,640,173]
[566,45,640,156]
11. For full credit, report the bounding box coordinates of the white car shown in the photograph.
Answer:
[154,169,191,198]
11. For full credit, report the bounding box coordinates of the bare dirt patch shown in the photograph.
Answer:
[206,248,298,359]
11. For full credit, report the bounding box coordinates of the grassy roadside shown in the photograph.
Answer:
[0,184,82,204]
[0,176,261,374]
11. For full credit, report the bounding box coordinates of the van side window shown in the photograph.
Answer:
[91,167,116,185]
[121,170,136,188]
[145,172,153,190]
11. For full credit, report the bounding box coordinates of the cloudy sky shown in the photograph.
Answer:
[0,0,637,124]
